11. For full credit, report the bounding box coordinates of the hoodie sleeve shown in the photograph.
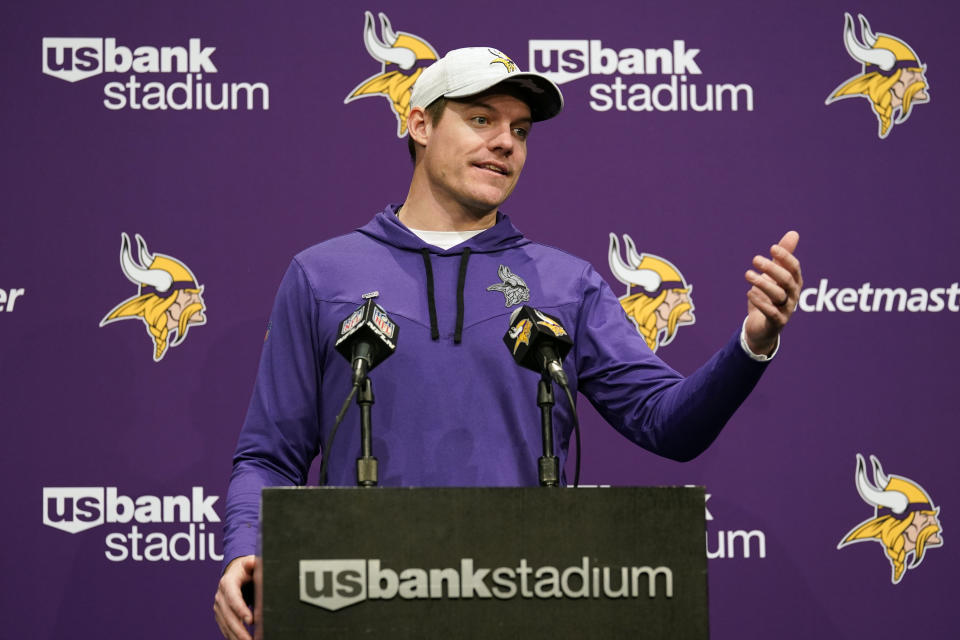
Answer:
[223,259,322,567]
[574,265,768,462]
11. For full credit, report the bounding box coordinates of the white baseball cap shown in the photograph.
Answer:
[410,47,564,121]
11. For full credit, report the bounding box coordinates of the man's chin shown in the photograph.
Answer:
[462,191,512,217]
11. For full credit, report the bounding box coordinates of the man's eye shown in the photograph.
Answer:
[473,116,488,125]
[514,127,528,139]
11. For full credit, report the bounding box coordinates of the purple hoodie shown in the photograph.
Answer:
[223,205,768,564]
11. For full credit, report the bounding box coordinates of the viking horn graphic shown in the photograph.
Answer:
[608,233,662,293]
[362,11,416,70]
[119,233,173,293]
[843,13,896,71]
[854,453,909,514]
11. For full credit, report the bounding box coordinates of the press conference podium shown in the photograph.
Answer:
[257,486,707,639]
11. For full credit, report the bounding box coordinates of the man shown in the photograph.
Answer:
[214,47,801,639]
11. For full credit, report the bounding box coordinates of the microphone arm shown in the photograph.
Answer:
[537,375,560,487]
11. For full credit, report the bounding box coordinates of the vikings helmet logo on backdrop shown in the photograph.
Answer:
[608,233,694,353]
[838,454,943,584]
[345,11,439,137]
[100,233,207,362]
[825,13,929,139]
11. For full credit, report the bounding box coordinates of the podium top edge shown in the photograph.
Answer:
[261,485,706,493]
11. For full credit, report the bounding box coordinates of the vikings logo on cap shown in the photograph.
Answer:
[608,233,694,353]
[100,233,207,362]
[488,48,517,73]
[838,454,943,584]
[826,13,930,139]
[345,11,439,137]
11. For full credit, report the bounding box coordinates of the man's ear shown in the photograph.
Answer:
[407,107,429,147]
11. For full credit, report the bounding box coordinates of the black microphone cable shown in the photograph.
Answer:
[558,380,581,488]
[318,382,360,486]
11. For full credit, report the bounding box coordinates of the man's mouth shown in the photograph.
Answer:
[474,162,510,176]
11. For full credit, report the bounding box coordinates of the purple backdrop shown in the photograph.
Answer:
[2,0,956,637]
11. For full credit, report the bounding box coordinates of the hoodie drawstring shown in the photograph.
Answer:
[420,247,472,343]
[420,249,440,341]
[454,248,471,344]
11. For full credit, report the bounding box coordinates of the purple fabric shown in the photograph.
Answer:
[223,205,769,566]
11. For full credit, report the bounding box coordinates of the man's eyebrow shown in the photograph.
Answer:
[462,100,533,123]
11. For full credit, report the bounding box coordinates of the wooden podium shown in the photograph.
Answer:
[258,486,707,638]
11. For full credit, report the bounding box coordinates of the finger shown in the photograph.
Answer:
[746,270,788,306]
[214,596,251,640]
[747,287,787,327]
[770,243,802,284]
[776,230,799,254]
[225,580,254,627]
[750,256,795,298]
[217,566,254,629]
[214,604,229,639]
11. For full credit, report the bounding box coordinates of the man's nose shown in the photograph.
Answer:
[488,125,515,155]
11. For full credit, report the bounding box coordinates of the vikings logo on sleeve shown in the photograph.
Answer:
[100,233,207,362]
[608,233,694,353]
[825,13,930,139]
[838,454,943,584]
[487,264,531,307]
[344,11,439,137]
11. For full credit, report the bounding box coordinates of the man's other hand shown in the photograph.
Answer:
[214,555,255,640]
[744,231,802,355]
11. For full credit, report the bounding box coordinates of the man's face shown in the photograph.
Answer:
[420,93,531,218]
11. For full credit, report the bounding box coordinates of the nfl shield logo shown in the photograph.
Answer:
[341,309,363,335]
[372,306,395,338]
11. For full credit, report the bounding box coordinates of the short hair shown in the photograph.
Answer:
[407,97,447,163]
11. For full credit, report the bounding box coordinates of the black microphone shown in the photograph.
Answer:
[335,298,399,385]
[503,306,573,385]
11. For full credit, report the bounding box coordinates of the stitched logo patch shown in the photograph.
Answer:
[487,265,531,307]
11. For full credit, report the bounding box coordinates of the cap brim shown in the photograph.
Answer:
[444,72,564,122]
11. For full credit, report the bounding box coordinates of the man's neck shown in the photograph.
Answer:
[399,178,498,231]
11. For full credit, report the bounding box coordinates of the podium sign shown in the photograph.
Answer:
[260,486,707,638]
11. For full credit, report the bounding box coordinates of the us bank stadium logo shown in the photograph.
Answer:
[825,13,929,138]
[838,454,943,584]
[100,233,207,363]
[41,37,269,110]
[528,37,755,113]
[608,234,694,353]
[42,486,223,562]
[345,11,439,137]
[300,557,673,611]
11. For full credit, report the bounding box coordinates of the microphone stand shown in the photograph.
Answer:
[537,374,560,487]
[356,377,378,487]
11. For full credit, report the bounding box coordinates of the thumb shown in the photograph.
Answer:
[777,230,799,254]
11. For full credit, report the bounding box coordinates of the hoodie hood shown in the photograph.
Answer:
[355,204,531,344]
[356,203,531,255]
